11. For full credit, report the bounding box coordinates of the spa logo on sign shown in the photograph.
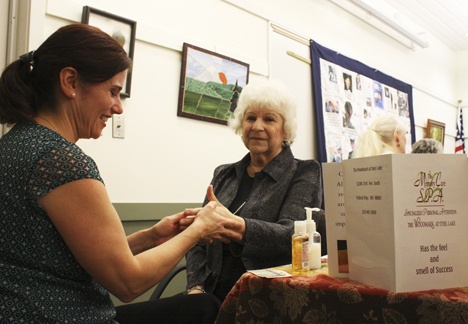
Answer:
[413,171,445,204]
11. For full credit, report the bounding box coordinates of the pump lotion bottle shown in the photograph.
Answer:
[292,220,309,273]
[305,207,322,270]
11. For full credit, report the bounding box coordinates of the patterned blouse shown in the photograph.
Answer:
[0,122,116,323]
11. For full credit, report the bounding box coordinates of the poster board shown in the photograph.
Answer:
[310,41,415,163]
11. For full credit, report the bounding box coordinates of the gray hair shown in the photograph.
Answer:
[411,138,444,154]
[228,79,297,145]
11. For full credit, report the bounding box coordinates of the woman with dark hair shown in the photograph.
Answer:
[0,23,240,323]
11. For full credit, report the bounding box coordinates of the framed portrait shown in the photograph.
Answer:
[81,6,136,98]
[426,119,445,145]
[177,43,249,125]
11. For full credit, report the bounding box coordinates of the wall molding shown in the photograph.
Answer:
[114,202,202,222]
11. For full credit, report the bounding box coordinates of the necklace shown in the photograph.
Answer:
[247,163,262,177]
[37,116,59,133]
[233,201,246,215]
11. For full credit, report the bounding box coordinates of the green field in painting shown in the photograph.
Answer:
[182,91,202,114]
[183,91,232,120]
[214,100,232,119]
[195,96,222,117]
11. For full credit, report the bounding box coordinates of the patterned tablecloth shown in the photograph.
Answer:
[216,264,468,323]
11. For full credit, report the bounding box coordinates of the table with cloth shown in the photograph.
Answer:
[216,264,468,323]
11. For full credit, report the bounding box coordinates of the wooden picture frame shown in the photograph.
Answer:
[177,43,249,125]
[81,6,136,98]
[426,119,445,145]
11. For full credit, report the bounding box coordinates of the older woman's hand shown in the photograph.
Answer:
[188,201,244,243]
[206,185,246,243]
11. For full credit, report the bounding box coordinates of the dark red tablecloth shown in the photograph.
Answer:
[216,265,468,323]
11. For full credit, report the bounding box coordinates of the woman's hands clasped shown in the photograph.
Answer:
[187,185,249,243]
[152,186,245,245]
[181,185,246,244]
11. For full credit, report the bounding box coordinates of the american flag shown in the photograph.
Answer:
[455,105,465,154]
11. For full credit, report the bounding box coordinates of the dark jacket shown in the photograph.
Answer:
[186,147,322,292]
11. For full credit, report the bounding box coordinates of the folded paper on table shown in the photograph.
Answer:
[248,269,292,278]
[342,154,468,292]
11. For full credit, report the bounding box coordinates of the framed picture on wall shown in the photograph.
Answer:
[426,119,445,145]
[81,6,136,98]
[177,43,249,125]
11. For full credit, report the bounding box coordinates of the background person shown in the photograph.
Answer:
[185,79,323,302]
[0,23,241,323]
[411,138,444,153]
[353,114,407,158]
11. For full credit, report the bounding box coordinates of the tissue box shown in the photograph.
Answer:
[342,154,468,292]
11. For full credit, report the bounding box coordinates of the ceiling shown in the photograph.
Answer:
[384,0,468,51]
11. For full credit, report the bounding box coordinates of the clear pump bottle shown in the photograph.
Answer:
[305,207,322,270]
[292,220,309,273]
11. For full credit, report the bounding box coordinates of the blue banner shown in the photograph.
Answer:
[310,41,415,163]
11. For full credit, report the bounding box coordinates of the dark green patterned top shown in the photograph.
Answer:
[0,122,116,323]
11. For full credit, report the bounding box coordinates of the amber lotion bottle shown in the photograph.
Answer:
[292,220,309,273]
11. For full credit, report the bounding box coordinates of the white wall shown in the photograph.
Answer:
[12,0,468,205]
[0,1,7,69]
[246,0,462,150]
[0,0,10,136]
[456,49,468,127]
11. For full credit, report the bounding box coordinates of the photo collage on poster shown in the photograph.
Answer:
[320,59,412,162]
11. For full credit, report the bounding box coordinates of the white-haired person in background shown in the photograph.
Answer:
[352,114,407,158]
[185,79,323,302]
[411,138,444,154]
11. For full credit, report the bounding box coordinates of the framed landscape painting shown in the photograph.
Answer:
[177,43,249,125]
[426,119,445,145]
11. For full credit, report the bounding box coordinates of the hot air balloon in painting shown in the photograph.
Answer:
[219,72,228,85]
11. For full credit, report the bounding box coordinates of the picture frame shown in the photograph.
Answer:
[177,43,249,125]
[426,119,445,145]
[81,6,136,98]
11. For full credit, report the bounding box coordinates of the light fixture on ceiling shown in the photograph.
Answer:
[350,0,429,48]
[330,0,429,50]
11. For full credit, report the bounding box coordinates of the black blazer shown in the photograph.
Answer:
[186,147,323,292]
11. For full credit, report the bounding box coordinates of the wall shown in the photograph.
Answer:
[246,0,464,149]
[0,1,10,136]
[33,0,464,208]
[0,1,7,70]
[456,49,468,113]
